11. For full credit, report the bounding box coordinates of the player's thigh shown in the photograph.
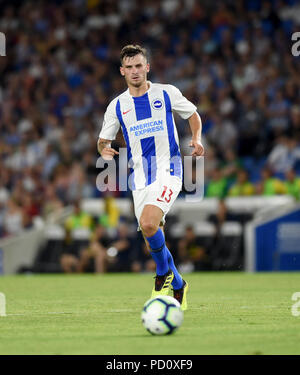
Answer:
[144,176,182,225]
[133,176,182,225]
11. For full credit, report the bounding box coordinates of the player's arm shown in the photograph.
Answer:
[188,111,204,157]
[97,138,119,160]
[98,99,120,160]
[167,84,204,157]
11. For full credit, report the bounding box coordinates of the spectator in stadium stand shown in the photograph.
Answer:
[2,198,24,237]
[267,135,291,174]
[205,167,228,198]
[103,196,120,230]
[131,232,156,274]
[76,223,110,273]
[267,136,300,174]
[288,105,300,140]
[228,168,255,197]
[41,184,64,218]
[220,149,242,184]
[266,89,290,139]
[22,192,40,220]
[60,222,105,273]
[104,222,136,272]
[59,228,80,273]
[203,145,219,181]
[42,144,60,180]
[0,180,9,204]
[208,199,242,270]
[67,162,94,202]
[206,113,238,154]
[90,195,122,241]
[284,169,300,200]
[177,225,210,273]
[255,167,286,196]
[64,200,93,232]
[208,199,237,229]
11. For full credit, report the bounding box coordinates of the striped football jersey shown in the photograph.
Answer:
[99,81,197,190]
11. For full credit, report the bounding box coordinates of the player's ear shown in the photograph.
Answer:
[146,63,150,73]
[120,66,125,76]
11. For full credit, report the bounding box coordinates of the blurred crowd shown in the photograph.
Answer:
[38,196,241,274]
[1,0,300,243]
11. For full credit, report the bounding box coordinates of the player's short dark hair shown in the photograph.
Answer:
[120,44,147,65]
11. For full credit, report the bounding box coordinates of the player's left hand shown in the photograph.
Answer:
[189,139,204,157]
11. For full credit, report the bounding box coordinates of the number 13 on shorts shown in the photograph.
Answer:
[157,186,173,203]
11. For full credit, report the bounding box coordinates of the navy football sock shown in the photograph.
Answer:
[165,247,183,290]
[146,228,168,276]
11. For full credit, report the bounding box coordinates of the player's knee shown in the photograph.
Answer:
[140,219,158,237]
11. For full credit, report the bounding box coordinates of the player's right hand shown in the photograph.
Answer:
[101,147,119,160]
[189,139,204,157]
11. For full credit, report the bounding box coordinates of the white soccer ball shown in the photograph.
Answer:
[141,295,184,335]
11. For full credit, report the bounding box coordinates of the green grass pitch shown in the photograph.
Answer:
[0,272,300,355]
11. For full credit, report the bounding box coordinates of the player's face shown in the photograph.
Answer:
[120,54,150,88]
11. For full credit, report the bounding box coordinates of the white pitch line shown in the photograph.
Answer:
[107,309,136,313]
[5,309,137,317]
[6,312,71,316]
[240,305,278,309]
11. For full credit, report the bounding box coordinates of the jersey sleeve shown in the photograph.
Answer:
[99,99,120,140]
[167,85,197,119]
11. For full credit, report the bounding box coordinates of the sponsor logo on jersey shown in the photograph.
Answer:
[129,120,164,136]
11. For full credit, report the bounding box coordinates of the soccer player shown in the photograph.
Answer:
[98,45,204,310]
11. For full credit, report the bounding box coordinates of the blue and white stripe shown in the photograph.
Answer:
[99,82,196,190]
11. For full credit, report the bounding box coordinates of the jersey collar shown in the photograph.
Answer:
[126,81,152,98]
